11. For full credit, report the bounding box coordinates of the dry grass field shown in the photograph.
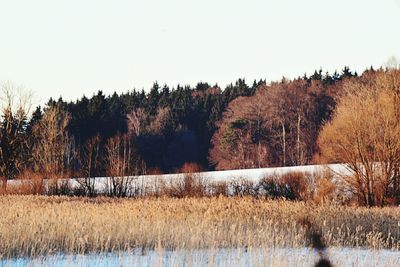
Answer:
[0,195,399,259]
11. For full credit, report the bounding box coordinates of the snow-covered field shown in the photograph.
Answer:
[184,163,351,183]
[2,247,399,267]
[7,163,353,194]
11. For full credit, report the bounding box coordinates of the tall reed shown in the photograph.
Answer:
[0,195,399,259]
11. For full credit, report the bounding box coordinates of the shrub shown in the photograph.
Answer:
[230,178,257,197]
[157,162,206,198]
[105,176,135,197]
[16,170,45,195]
[281,172,312,201]
[258,176,283,199]
[45,176,74,196]
[208,182,230,196]
[256,172,314,201]
[3,170,44,195]
[180,162,202,174]
[313,171,337,205]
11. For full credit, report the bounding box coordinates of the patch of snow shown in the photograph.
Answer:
[2,247,399,267]
[6,164,353,195]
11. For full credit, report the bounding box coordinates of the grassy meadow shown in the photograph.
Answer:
[0,195,399,260]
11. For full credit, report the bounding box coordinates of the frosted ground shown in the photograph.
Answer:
[75,163,352,193]
[2,247,399,267]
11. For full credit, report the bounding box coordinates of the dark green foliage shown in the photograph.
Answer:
[0,107,29,179]
[38,78,259,174]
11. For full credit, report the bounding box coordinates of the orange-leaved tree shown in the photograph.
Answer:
[318,70,400,206]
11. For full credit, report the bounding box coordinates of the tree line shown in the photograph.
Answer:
[0,78,259,182]
[1,66,399,205]
[210,67,356,169]
[211,68,400,206]
[0,70,394,177]
[0,69,357,181]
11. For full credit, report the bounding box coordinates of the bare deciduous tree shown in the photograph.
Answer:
[210,80,324,170]
[210,93,270,170]
[105,133,145,197]
[266,80,321,166]
[32,105,75,193]
[76,135,101,196]
[127,108,147,137]
[318,70,400,206]
[150,107,172,135]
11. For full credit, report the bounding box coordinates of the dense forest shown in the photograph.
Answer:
[0,66,385,181]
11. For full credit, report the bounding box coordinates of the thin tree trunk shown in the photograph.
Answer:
[297,113,301,165]
[281,121,286,166]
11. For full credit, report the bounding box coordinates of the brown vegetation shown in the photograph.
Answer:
[0,168,342,204]
[313,171,337,205]
[1,70,400,207]
[75,135,101,197]
[5,170,44,195]
[150,163,207,198]
[318,70,400,206]
[31,105,75,195]
[210,79,335,170]
[0,195,399,259]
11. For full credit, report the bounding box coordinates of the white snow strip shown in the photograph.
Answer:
[6,164,353,195]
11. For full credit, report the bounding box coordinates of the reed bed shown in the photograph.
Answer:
[0,195,399,259]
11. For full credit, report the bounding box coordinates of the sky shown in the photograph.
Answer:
[0,0,399,104]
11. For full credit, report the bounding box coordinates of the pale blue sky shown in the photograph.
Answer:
[0,0,399,104]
